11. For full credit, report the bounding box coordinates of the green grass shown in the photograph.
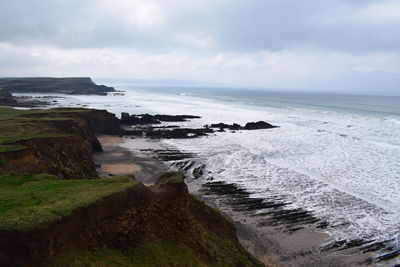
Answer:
[156,171,185,185]
[0,174,138,231]
[0,134,72,145]
[49,242,206,267]
[0,107,90,152]
[194,224,262,267]
[48,217,262,267]
[0,145,26,153]
[48,230,262,267]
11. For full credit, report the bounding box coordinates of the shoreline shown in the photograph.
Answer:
[94,136,170,184]
[96,135,373,266]
[6,90,396,265]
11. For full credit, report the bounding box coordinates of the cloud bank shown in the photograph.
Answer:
[0,0,399,93]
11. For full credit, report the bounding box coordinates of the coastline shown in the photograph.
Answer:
[96,134,373,266]
[0,107,263,266]
[4,88,398,265]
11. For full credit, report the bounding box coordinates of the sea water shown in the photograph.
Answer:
[27,85,400,257]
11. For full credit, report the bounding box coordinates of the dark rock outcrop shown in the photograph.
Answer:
[209,123,242,130]
[209,121,277,130]
[84,109,124,135]
[0,77,114,95]
[120,113,201,125]
[121,113,161,125]
[120,112,277,139]
[244,121,276,130]
[153,114,201,122]
[0,88,51,107]
[0,88,18,106]
[146,127,214,139]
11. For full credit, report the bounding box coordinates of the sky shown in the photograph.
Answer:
[0,0,400,94]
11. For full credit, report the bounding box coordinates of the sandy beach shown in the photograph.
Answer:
[95,136,170,184]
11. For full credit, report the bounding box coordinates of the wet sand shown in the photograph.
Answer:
[94,136,170,184]
[101,163,142,174]
[188,181,372,267]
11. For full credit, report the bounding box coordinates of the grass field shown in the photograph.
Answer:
[49,242,207,267]
[0,174,138,230]
[0,107,89,152]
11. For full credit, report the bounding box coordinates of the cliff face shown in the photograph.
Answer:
[78,109,124,135]
[0,108,124,179]
[0,174,262,267]
[0,88,18,106]
[0,77,114,95]
[0,120,99,179]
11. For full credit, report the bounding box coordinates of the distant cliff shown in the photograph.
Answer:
[0,77,115,95]
[0,88,18,106]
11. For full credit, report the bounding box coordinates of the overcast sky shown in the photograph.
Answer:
[1,0,400,94]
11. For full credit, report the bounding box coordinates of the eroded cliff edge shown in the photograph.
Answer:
[0,108,122,179]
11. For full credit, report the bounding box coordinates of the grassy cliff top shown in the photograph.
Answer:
[0,107,91,152]
[155,171,185,185]
[0,174,138,231]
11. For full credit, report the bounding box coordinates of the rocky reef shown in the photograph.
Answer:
[0,77,114,95]
[121,112,278,139]
[209,121,277,131]
[121,112,201,125]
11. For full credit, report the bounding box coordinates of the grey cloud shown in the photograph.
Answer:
[0,0,399,54]
[170,0,400,53]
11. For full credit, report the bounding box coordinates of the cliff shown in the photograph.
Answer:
[0,108,123,179]
[0,77,115,95]
[0,88,18,106]
[0,173,261,267]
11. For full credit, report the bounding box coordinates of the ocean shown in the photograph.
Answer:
[24,84,400,261]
